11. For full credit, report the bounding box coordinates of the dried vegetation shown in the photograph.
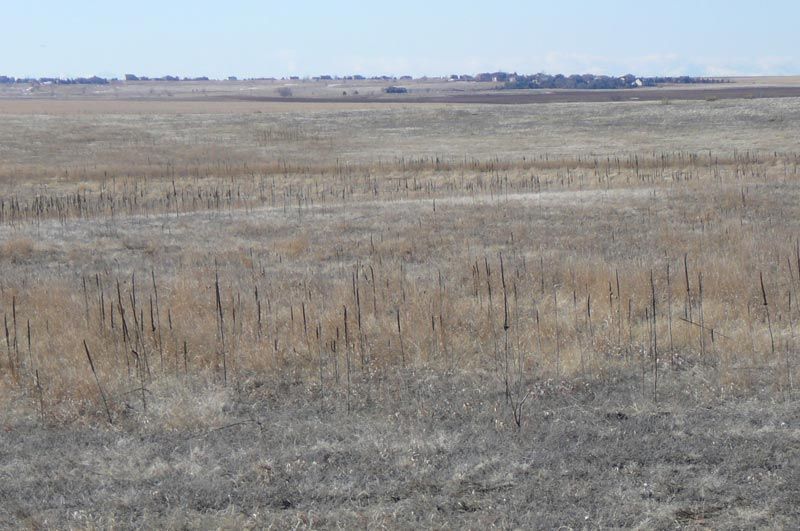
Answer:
[1,96,800,527]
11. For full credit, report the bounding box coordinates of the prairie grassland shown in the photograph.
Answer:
[1,97,800,527]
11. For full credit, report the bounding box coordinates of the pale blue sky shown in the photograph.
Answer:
[3,1,798,79]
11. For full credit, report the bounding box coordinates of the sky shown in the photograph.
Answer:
[3,1,798,79]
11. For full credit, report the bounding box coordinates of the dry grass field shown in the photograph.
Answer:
[5,75,800,104]
[2,90,800,528]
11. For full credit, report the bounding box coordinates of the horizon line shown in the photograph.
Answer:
[1,71,755,83]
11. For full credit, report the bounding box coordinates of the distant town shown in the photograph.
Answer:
[0,72,728,90]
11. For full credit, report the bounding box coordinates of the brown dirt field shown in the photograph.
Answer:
[0,99,419,115]
[217,85,800,105]
[3,83,800,116]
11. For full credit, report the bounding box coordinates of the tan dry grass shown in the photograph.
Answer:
[0,238,34,263]
[0,97,799,423]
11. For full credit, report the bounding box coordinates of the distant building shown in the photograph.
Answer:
[476,71,513,83]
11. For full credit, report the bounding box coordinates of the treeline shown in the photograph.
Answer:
[502,73,728,90]
[124,74,210,81]
[0,72,731,88]
[0,75,215,85]
[0,73,399,85]
[647,76,729,85]
[0,75,111,85]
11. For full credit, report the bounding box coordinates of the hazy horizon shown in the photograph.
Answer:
[3,0,798,79]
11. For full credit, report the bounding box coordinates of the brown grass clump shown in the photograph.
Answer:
[275,232,311,259]
[0,238,34,263]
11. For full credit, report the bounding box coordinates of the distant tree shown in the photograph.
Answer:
[277,87,293,97]
[384,86,408,94]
